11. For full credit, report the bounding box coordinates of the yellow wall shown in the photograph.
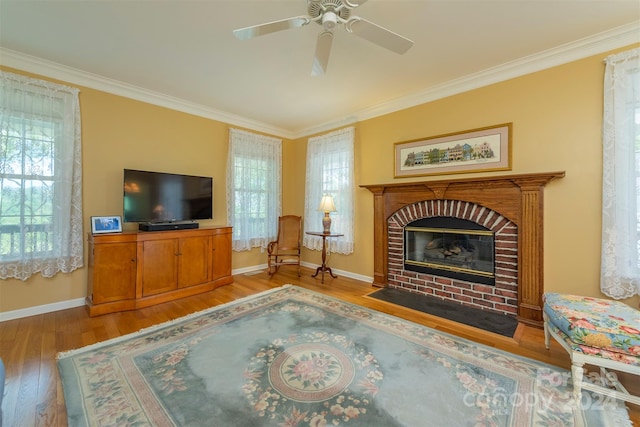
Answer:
[296,44,639,308]
[1,42,639,314]
[0,66,294,312]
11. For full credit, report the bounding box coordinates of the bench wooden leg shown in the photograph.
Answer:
[543,312,551,349]
[571,360,585,402]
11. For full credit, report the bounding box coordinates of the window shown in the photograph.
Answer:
[601,47,640,299]
[303,127,354,254]
[0,71,83,280]
[226,128,281,251]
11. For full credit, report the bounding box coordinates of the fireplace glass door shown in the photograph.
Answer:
[404,223,495,285]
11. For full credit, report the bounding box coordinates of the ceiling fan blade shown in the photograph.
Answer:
[343,0,369,7]
[233,16,309,40]
[311,30,334,76]
[345,17,413,54]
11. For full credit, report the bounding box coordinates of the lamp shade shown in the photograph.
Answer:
[317,195,336,213]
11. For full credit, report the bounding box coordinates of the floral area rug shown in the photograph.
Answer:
[57,285,632,427]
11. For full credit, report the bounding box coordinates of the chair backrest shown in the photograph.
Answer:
[276,215,301,251]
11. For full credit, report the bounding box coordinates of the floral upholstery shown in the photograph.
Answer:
[547,322,640,366]
[543,293,640,364]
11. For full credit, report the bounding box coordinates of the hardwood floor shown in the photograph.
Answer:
[1,267,638,426]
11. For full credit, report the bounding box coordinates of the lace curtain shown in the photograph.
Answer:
[303,127,355,254]
[226,128,282,251]
[0,71,83,280]
[601,47,640,299]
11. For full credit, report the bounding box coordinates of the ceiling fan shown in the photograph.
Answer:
[232,0,414,76]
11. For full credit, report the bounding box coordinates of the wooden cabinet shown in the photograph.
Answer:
[87,227,232,316]
[88,235,137,305]
[141,238,179,296]
[178,235,211,288]
[211,230,232,281]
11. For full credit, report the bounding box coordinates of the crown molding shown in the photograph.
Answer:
[0,48,294,139]
[291,21,640,139]
[2,21,638,140]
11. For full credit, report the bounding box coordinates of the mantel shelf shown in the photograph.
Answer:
[360,171,565,194]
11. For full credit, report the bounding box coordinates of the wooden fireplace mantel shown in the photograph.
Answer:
[360,171,565,327]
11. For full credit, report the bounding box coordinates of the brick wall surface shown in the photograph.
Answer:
[388,200,518,316]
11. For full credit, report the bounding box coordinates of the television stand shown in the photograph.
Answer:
[86,226,233,316]
[139,222,199,232]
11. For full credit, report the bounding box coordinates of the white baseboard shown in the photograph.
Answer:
[232,264,268,275]
[0,265,373,322]
[234,262,372,284]
[300,261,373,284]
[0,297,86,322]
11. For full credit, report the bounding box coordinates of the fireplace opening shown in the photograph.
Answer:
[404,217,495,286]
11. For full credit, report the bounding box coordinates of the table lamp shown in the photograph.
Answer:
[317,195,336,234]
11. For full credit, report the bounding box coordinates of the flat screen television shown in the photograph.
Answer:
[123,169,213,223]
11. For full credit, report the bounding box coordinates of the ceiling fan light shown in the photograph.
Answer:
[322,11,338,29]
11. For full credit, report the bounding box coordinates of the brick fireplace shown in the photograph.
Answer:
[361,171,564,327]
[389,200,518,316]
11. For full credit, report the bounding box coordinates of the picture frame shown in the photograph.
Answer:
[91,215,123,234]
[394,123,512,178]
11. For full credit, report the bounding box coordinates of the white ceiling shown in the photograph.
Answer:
[1,0,639,138]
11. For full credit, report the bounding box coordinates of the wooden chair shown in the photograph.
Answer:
[267,215,302,277]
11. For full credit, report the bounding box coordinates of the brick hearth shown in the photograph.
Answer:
[388,200,518,316]
[361,171,564,327]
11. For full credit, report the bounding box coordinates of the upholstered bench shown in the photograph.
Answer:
[543,292,640,405]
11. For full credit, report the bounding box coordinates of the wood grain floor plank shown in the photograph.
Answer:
[35,315,58,427]
[0,268,637,426]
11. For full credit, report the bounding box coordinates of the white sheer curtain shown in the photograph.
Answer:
[601,47,640,299]
[303,126,355,254]
[226,128,281,251]
[0,71,83,280]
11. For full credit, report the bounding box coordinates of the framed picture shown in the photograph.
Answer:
[91,215,123,234]
[394,123,512,178]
